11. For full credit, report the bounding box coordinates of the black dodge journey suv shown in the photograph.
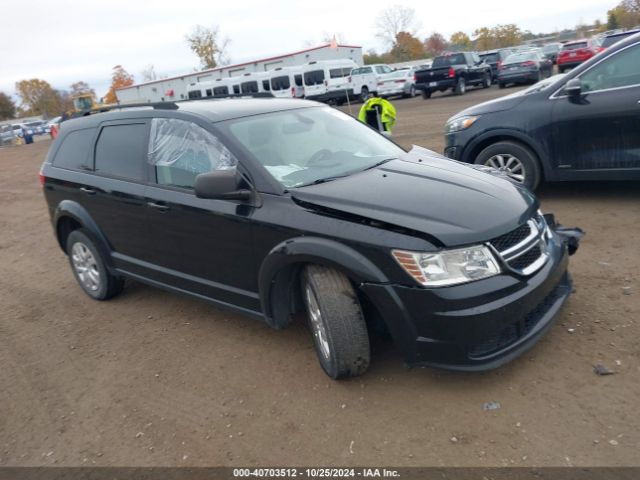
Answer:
[41,97,581,378]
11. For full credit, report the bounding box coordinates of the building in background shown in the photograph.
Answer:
[116,44,363,104]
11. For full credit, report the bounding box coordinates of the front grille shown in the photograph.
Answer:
[509,246,542,270]
[489,217,548,275]
[468,281,565,358]
[490,223,531,252]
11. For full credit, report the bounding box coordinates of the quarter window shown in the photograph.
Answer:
[94,124,147,181]
[188,90,202,99]
[262,80,271,91]
[53,128,94,170]
[148,118,237,189]
[213,86,229,95]
[580,43,640,92]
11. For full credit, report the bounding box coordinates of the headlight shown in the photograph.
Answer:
[445,115,479,133]
[392,245,500,287]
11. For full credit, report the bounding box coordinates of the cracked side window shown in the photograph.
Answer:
[148,118,237,189]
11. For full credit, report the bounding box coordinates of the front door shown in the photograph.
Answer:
[550,41,640,172]
[142,117,260,312]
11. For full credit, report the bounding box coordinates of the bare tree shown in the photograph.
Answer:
[141,64,157,82]
[375,5,421,46]
[185,25,231,70]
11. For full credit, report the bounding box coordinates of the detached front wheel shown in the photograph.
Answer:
[302,265,370,379]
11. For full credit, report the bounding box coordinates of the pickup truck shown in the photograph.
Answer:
[350,64,394,101]
[414,52,492,98]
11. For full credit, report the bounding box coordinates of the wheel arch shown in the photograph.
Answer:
[258,237,389,330]
[461,130,551,179]
[54,200,115,270]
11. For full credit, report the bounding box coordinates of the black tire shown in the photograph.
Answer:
[482,72,491,88]
[475,141,542,191]
[360,86,369,102]
[454,77,466,95]
[66,229,124,300]
[498,82,506,89]
[409,85,416,97]
[534,70,542,83]
[558,66,565,73]
[421,89,431,99]
[302,265,370,379]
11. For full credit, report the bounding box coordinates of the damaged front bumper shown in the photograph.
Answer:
[360,218,583,371]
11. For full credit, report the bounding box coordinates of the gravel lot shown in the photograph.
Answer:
[1,86,639,467]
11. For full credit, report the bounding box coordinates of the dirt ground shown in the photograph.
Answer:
[1,86,639,467]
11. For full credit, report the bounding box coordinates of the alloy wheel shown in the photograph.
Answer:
[485,154,525,183]
[71,242,101,291]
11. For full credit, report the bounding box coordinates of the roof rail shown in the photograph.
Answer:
[189,92,275,101]
[76,101,178,117]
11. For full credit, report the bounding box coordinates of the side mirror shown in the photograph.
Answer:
[564,78,582,97]
[194,168,252,201]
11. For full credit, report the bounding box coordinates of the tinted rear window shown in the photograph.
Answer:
[53,128,94,170]
[433,53,466,67]
[94,123,147,181]
[271,75,291,90]
[480,53,499,62]
[241,81,259,93]
[304,70,325,85]
[562,42,587,50]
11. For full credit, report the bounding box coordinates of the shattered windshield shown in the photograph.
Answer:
[221,107,404,188]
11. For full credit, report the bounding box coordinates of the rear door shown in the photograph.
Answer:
[142,117,260,311]
[86,120,152,265]
[550,41,640,173]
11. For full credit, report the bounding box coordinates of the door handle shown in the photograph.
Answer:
[80,187,96,195]
[147,201,170,212]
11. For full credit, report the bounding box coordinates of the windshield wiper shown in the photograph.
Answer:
[361,157,396,171]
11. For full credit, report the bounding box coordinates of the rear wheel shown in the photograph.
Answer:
[409,85,416,97]
[67,229,124,300]
[421,89,431,99]
[498,82,506,89]
[454,77,466,95]
[302,265,370,379]
[360,86,369,102]
[558,66,565,73]
[475,141,541,191]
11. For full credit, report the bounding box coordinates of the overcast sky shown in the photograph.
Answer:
[1,0,614,100]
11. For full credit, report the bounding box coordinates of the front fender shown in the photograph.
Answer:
[461,128,550,174]
[258,237,389,329]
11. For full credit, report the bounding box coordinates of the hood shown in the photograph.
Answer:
[292,149,537,247]
[449,93,527,120]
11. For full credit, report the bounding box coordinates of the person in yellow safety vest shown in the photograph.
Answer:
[358,93,396,135]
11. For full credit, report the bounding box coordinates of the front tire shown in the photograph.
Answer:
[302,265,370,379]
[482,72,491,88]
[475,141,541,191]
[67,229,124,300]
[454,77,466,95]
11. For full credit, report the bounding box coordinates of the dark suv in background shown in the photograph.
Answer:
[479,48,513,83]
[444,32,640,190]
[42,97,580,379]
